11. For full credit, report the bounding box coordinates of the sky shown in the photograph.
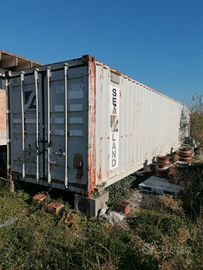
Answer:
[0,0,202,104]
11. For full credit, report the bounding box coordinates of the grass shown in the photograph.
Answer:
[0,157,203,269]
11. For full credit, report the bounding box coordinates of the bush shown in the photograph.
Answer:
[186,92,203,147]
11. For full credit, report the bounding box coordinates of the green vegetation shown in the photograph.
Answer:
[180,92,203,147]
[188,92,203,148]
[0,162,203,270]
[0,90,203,269]
[106,175,135,208]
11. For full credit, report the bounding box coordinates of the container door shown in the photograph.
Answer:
[9,70,43,181]
[44,65,88,192]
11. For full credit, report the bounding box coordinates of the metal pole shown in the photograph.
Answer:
[20,72,25,178]
[64,64,68,188]
[47,67,51,185]
[34,69,39,182]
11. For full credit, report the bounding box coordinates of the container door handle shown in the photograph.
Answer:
[35,139,51,155]
[20,72,25,178]
[47,67,52,185]
[34,69,39,182]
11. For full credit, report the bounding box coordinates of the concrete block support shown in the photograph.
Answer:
[75,191,109,217]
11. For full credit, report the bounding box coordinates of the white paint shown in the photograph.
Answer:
[110,85,119,170]
[24,90,36,112]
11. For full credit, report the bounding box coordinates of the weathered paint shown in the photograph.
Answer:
[95,60,188,187]
[6,54,189,197]
[86,55,97,197]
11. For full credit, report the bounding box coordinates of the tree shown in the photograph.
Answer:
[187,92,203,147]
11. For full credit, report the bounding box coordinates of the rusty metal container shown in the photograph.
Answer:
[6,55,188,197]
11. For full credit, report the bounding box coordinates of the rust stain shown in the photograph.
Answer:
[86,55,97,197]
[97,137,103,183]
[100,67,104,80]
[107,136,110,140]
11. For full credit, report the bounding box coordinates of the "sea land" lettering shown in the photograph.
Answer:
[110,86,119,169]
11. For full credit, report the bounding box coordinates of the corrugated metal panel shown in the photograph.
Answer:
[7,55,188,197]
[94,60,186,187]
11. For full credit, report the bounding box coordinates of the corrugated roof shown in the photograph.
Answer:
[0,49,43,71]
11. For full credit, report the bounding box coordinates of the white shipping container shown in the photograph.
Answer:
[6,55,187,197]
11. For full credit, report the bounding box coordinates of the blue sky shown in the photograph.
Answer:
[0,0,202,103]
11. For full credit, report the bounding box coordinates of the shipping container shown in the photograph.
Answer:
[6,55,188,197]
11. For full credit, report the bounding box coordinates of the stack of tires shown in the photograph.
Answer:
[155,156,170,178]
[178,145,192,163]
